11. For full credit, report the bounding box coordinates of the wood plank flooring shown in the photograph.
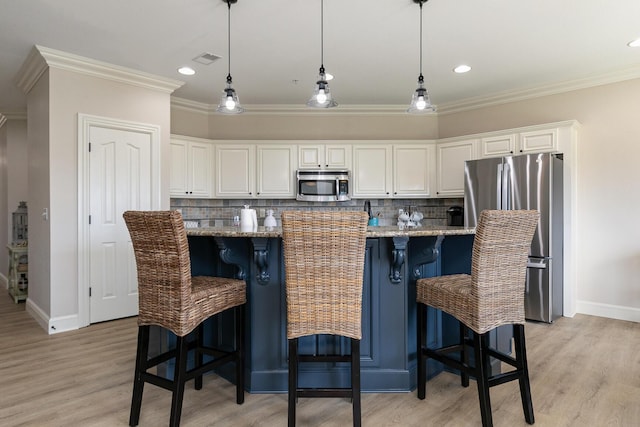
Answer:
[1,293,639,426]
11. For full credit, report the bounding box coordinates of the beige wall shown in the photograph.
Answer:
[24,66,172,331]
[27,71,52,318]
[0,119,6,284]
[0,118,28,284]
[171,108,440,141]
[439,79,640,321]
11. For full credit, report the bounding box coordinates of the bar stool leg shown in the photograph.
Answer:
[460,323,469,387]
[129,325,148,426]
[351,339,361,427]
[473,332,493,427]
[169,336,188,427]
[417,302,427,400]
[195,323,204,390]
[288,338,298,427]
[236,304,245,405]
[514,324,535,424]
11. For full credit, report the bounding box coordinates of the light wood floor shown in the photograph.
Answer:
[1,294,639,427]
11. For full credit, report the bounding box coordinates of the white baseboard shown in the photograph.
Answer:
[26,298,80,334]
[0,272,7,290]
[576,300,640,323]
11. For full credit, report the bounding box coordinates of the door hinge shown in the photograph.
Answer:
[89,287,92,297]
[88,215,91,224]
[88,142,91,152]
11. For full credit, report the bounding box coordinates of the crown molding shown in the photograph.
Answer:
[0,110,27,120]
[16,45,184,96]
[436,64,640,114]
[0,110,28,128]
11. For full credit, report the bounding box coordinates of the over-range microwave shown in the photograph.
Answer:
[296,170,351,202]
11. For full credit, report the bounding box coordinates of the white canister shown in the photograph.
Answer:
[240,205,257,231]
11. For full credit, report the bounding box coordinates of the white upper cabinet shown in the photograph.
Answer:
[352,144,393,198]
[479,134,517,158]
[169,137,213,198]
[256,145,297,198]
[215,144,255,198]
[298,144,351,169]
[479,128,560,158]
[393,144,435,198]
[436,139,478,197]
[518,128,558,153]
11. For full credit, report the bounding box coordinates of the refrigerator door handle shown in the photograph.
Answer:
[502,162,511,210]
[496,164,503,209]
[527,257,549,269]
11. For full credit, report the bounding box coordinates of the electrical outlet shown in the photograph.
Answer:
[258,208,265,217]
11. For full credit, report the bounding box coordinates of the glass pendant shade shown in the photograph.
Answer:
[217,75,244,114]
[307,67,337,108]
[217,0,243,114]
[407,0,435,114]
[407,75,435,113]
[308,0,337,108]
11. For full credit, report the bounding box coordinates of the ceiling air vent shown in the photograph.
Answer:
[193,52,221,65]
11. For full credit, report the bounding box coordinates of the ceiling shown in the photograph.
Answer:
[2,0,640,113]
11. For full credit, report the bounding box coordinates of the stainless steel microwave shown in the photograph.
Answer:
[296,170,351,202]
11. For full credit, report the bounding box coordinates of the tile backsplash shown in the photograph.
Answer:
[171,197,464,227]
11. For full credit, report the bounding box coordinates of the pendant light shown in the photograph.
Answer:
[216,0,244,114]
[407,0,435,114]
[307,0,337,108]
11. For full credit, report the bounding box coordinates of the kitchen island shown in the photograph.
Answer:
[179,224,486,393]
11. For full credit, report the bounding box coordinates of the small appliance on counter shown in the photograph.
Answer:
[263,209,277,227]
[447,206,464,226]
[240,205,258,231]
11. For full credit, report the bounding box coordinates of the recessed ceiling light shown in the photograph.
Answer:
[453,65,472,74]
[628,38,640,47]
[178,66,195,76]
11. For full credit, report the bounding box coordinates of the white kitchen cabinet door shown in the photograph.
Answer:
[436,139,477,197]
[480,134,516,158]
[518,128,558,154]
[393,144,435,197]
[324,145,351,169]
[257,145,297,198]
[169,138,213,198]
[298,144,351,169]
[352,144,392,198]
[215,145,255,198]
[298,145,323,169]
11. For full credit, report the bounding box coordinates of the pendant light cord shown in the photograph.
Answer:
[226,0,232,82]
[419,0,423,78]
[320,0,324,70]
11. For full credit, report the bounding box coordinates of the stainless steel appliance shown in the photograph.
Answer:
[296,169,351,202]
[464,153,563,322]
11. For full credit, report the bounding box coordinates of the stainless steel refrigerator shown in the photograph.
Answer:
[464,153,563,323]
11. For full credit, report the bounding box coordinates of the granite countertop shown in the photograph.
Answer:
[186,225,475,238]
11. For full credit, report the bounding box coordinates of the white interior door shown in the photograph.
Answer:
[89,126,151,323]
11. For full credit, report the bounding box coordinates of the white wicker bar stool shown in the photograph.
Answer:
[281,210,369,427]
[416,209,539,427]
[123,210,246,427]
